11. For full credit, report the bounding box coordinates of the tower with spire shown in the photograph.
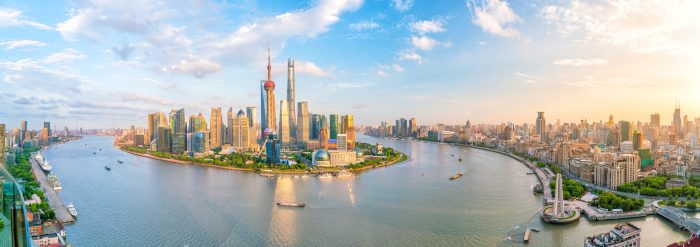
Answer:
[263,45,277,137]
[287,58,296,140]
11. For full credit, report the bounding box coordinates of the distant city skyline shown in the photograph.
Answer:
[1,0,699,128]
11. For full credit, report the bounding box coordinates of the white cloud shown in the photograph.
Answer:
[349,20,379,31]
[330,82,372,88]
[118,91,173,105]
[296,61,329,77]
[377,70,388,76]
[44,49,86,63]
[541,0,700,54]
[141,78,176,90]
[392,0,414,12]
[0,59,90,93]
[553,58,608,66]
[468,0,522,38]
[393,64,404,72]
[410,20,445,34]
[0,40,46,50]
[411,35,439,50]
[0,8,51,30]
[160,58,222,78]
[398,51,423,64]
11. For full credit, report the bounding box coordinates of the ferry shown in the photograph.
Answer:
[105,166,111,171]
[336,170,354,178]
[41,158,52,172]
[277,202,306,208]
[449,172,464,180]
[35,152,44,164]
[67,203,78,217]
[47,174,62,191]
[317,172,333,179]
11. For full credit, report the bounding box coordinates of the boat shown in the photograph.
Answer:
[526,172,535,175]
[449,172,464,180]
[317,172,333,179]
[47,174,62,191]
[105,166,111,171]
[99,148,102,151]
[336,170,354,178]
[530,227,541,232]
[41,158,52,172]
[35,152,44,164]
[93,152,96,155]
[67,203,78,217]
[458,156,463,162]
[277,202,306,207]
[259,173,274,178]
[117,160,124,164]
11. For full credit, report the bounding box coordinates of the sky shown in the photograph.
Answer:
[1,0,699,130]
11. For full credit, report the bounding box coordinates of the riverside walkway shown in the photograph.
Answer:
[658,206,700,234]
[30,154,75,224]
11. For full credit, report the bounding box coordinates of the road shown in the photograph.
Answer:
[30,153,75,224]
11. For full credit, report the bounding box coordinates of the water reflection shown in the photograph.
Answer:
[268,176,298,246]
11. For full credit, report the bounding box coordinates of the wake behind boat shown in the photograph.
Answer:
[277,202,305,207]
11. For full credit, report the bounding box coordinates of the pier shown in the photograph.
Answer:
[657,206,700,234]
[30,154,75,224]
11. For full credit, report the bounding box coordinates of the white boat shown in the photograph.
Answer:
[67,203,78,217]
[317,172,333,179]
[336,170,354,178]
[41,158,52,172]
[35,153,44,164]
[47,174,62,191]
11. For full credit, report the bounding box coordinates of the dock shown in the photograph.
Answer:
[572,200,649,221]
[30,154,75,224]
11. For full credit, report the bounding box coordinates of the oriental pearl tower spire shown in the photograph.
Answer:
[263,44,277,137]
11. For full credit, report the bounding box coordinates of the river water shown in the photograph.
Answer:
[44,135,689,246]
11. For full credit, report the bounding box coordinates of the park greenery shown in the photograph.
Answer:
[347,145,405,170]
[29,202,56,220]
[662,199,700,210]
[617,176,700,198]
[0,218,3,229]
[549,178,586,200]
[590,192,644,211]
[6,146,44,200]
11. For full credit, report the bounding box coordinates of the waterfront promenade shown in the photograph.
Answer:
[30,154,74,224]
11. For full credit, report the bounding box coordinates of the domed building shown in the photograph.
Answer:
[312,149,363,168]
[313,149,331,167]
[354,148,365,158]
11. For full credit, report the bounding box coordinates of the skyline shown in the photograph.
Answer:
[1,0,700,129]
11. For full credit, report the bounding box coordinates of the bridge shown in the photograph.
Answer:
[657,206,700,234]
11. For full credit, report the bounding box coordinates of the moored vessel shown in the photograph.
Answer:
[67,203,78,217]
[41,158,52,172]
[317,172,333,179]
[277,202,305,207]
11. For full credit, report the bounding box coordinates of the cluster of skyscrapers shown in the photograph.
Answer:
[125,48,356,163]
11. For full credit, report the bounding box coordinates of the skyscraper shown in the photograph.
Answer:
[536,112,547,143]
[650,113,660,129]
[20,120,27,142]
[297,102,310,143]
[0,123,5,163]
[263,47,277,137]
[210,107,223,148]
[337,134,347,150]
[673,104,682,138]
[232,110,250,150]
[246,107,257,133]
[156,126,172,153]
[287,58,297,138]
[345,114,355,150]
[189,113,207,133]
[633,130,643,150]
[620,121,631,142]
[226,107,233,144]
[329,114,338,139]
[170,108,187,153]
[409,117,417,137]
[43,121,51,137]
[148,113,157,143]
[319,127,328,149]
[311,114,321,140]
[279,100,290,144]
[260,80,267,132]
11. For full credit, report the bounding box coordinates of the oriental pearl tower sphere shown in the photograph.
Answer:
[263,45,277,139]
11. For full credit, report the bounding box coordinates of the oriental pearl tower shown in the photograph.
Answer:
[263,46,277,138]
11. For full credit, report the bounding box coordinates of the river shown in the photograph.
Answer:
[44,135,689,246]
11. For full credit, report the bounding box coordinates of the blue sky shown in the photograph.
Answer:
[1,0,699,130]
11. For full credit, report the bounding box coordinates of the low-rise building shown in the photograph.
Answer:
[584,222,641,247]
[666,178,688,188]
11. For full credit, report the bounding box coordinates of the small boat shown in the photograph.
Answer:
[458,156,463,162]
[526,172,535,175]
[93,152,96,155]
[259,173,274,178]
[67,203,78,217]
[449,172,464,180]
[105,166,111,171]
[99,148,102,151]
[117,160,124,164]
[530,227,541,232]
[336,170,354,178]
[277,202,305,207]
[450,154,455,157]
[317,172,333,179]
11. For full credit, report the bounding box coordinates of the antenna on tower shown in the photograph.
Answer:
[266,40,271,81]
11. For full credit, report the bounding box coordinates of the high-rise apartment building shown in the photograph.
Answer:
[156,127,172,153]
[210,107,223,148]
[287,58,296,138]
[227,107,234,145]
[296,102,309,143]
[619,121,631,142]
[20,120,27,142]
[673,105,682,138]
[344,114,355,150]
[279,100,290,144]
[409,117,417,137]
[650,113,660,129]
[632,130,643,150]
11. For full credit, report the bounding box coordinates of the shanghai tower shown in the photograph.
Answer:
[287,58,296,139]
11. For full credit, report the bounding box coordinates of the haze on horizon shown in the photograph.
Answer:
[0,0,699,129]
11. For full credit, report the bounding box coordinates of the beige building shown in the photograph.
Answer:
[231,110,250,151]
[210,107,223,148]
[313,149,362,167]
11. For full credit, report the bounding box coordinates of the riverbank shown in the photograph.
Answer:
[117,144,408,175]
